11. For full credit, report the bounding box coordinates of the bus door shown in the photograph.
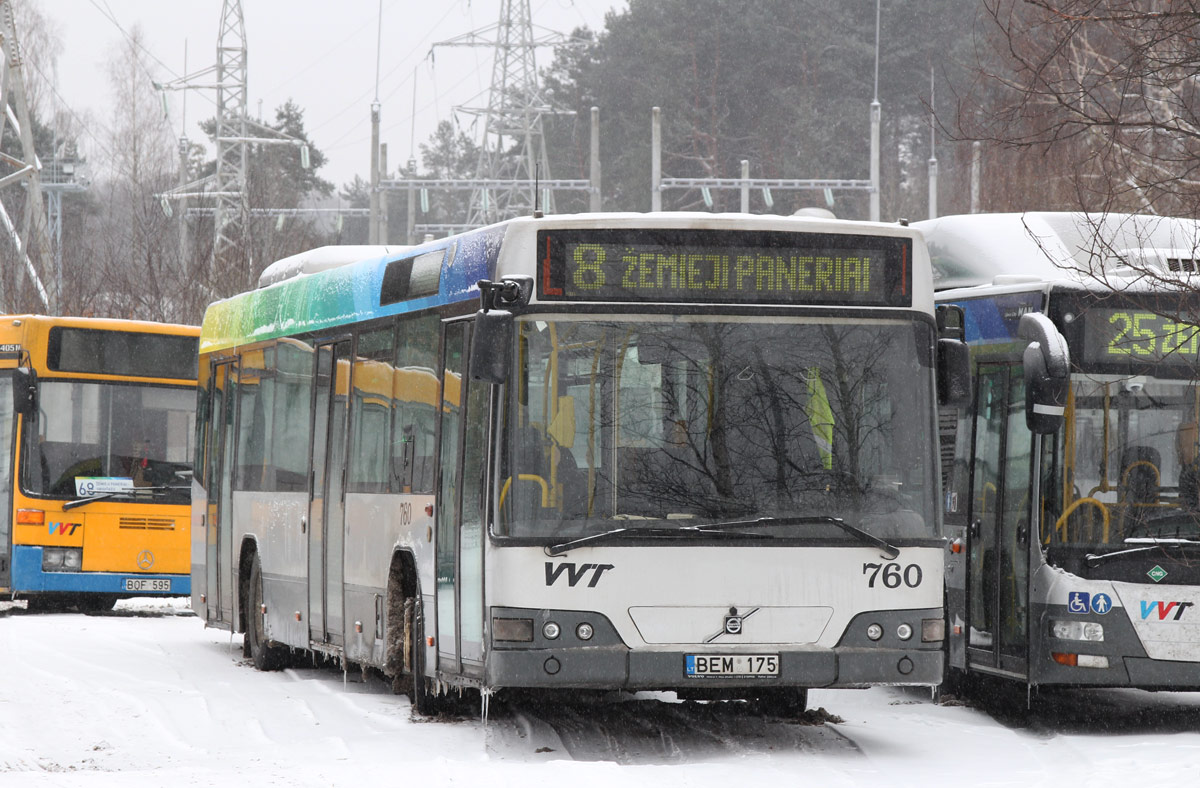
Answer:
[205,360,238,624]
[0,373,14,590]
[434,321,487,677]
[967,363,1034,677]
[308,339,351,647]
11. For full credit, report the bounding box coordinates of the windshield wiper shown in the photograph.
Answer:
[546,525,772,556]
[62,485,186,511]
[698,515,900,560]
[547,515,899,559]
[1086,538,1200,567]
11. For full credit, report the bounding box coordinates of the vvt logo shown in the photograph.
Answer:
[47,522,81,536]
[544,561,614,588]
[1140,600,1195,621]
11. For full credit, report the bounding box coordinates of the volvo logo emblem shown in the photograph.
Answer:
[136,550,155,570]
[724,615,743,635]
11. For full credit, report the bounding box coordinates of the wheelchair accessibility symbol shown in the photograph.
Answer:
[1067,591,1112,615]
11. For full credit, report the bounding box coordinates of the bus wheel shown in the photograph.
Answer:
[246,554,288,671]
[754,688,809,718]
[22,596,65,613]
[405,587,441,716]
[77,595,117,613]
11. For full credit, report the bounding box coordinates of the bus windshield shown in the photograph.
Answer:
[21,380,195,504]
[1049,375,1200,562]
[496,317,938,541]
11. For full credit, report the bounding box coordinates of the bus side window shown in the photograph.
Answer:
[394,314,440,494]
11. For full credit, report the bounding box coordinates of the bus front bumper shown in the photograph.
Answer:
[484,605,943,690]
[11,546,190,596]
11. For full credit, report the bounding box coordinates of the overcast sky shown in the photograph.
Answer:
[38,0,619,189]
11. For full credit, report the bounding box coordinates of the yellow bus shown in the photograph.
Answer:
[0,315,199,612]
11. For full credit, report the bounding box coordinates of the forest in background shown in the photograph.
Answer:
[3,0,1195,323]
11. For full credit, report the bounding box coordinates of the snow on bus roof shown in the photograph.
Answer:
[914,212,1200,292]
[257,245,413,289]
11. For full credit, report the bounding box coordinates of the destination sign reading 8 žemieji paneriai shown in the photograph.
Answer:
[538,229,911,307]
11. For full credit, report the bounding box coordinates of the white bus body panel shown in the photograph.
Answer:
[490,545,941,648]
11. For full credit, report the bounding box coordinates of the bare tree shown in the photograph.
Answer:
[955,0,1200,216]
[87,26,191,322]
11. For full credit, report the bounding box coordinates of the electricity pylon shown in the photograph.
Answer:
[433,0,571,226]
[0,0,52,311]
[155,0,309,283]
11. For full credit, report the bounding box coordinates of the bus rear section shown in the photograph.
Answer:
[0,316,198,611]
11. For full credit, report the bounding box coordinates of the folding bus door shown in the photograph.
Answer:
[967,363,1033,677]
[435,321,486,677]
[0,373,14,590]
[205,360,238,625]
[308,339,351,647]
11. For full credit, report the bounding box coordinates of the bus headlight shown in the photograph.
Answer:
[1050,619,1104,642]
[42,547,64,570]
[575,622,594,641]
[921,618,946,642]
[492,617,534,642]
[542,621,561,640]
[42,547,81,572]
[866,623,884,641]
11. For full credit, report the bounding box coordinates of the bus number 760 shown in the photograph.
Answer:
[862,562,923,589]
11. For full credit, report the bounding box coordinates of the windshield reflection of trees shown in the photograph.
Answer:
[499,319,934,540]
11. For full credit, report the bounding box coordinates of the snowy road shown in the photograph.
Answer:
[3,599,1200,787]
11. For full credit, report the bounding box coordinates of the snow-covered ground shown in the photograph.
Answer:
[3,598,1200,787]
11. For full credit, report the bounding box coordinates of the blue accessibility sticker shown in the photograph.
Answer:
[1091,592,1113,615]
[1068,591,1091,614]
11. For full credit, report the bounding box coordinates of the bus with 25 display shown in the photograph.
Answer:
[0,315,198,612]
[192,212,968,715]
[922,211,1200,693]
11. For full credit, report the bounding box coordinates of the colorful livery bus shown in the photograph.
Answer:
[193,212,967,714]
[0,315,199,611]
[922,211,1200,691]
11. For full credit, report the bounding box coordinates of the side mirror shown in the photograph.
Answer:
[1019,313,1069,434]
[468,276,532,386]
[469,308,514,385]
[937,338,971,408]
[12,367,36,417]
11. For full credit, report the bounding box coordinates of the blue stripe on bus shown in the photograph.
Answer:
[11,546,190,595]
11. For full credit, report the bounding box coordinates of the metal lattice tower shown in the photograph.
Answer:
[0,0,52,311]
[157,0,311,281]
[213,0,248,268]
[439,0,558,225]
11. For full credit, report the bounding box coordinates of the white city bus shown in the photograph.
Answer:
[922,211,1200,692]
[192,212,965,715]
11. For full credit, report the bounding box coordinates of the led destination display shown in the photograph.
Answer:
[1082,309,1200,368]
[538,229,911,306]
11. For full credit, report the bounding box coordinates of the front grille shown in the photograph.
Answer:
[119,517,176,530]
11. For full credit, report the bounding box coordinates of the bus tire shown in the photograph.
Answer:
[77,594,117,613]
[407,585,441,716]
[246,554,288,671]
[22,595,65,613]
[755,688,808,718]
